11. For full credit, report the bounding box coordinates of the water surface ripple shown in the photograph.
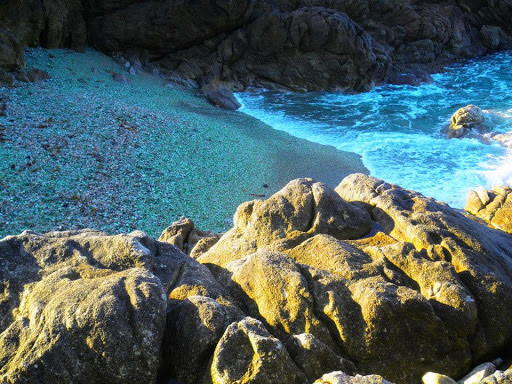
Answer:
[237,52,512,208]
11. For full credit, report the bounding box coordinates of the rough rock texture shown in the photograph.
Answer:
[0,230,168,383]
[479,369,512,384]
[3,174,512,384]
[465,186,512,234]
[447,105,486,139]
[0,229,236,384]
[285,333,356,382]
[198,175,512,383]
[1,0,512,91]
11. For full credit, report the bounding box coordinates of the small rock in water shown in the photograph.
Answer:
[457,362,497,384]
[422,372,457,384]
[447,105,485,139]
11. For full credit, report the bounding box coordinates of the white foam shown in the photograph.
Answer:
[236,52,512,207]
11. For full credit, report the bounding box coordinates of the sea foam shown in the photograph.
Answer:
[237,52,512,208]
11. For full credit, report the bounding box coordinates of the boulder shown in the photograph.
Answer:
[198,178,372,266]
[0,230,168,383]
[422,372,457,384]
[457,362,497,384]
[465,186,512,234]
[447,105,485,139]
[202,82,241,110]
[3,175,512,384]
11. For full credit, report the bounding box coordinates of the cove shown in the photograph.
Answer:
[237,51,512,208]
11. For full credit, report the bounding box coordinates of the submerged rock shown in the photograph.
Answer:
[447,105,485,138]
[465,186,512,233]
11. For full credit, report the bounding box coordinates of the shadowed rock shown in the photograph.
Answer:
[2,0,512,89]
[0,28,25,71]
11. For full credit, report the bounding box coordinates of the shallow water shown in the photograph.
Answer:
[237,52,512,208]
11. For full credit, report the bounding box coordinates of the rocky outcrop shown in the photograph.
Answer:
[2,174,512,383]
[1,0,512,92]
[465,186,512,234]
[447,105,486,139]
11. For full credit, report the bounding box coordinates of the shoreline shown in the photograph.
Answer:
[0,47,367,238]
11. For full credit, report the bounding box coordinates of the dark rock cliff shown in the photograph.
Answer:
[1,0,511,92]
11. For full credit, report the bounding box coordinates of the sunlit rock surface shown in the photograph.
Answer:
[447,105,486,138]
[466,186,512,234]
[2,175,512,383]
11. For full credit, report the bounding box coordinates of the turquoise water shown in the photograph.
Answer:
[236,52,512,208]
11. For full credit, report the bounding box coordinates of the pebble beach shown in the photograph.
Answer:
[0,48,366,238]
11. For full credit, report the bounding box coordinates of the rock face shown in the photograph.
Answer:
[447,105,486,138]
[1,0,512,92]
[466,186,512,234]
[0,28,25,71]
[0,0,86,50]
[2,175,512,383]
